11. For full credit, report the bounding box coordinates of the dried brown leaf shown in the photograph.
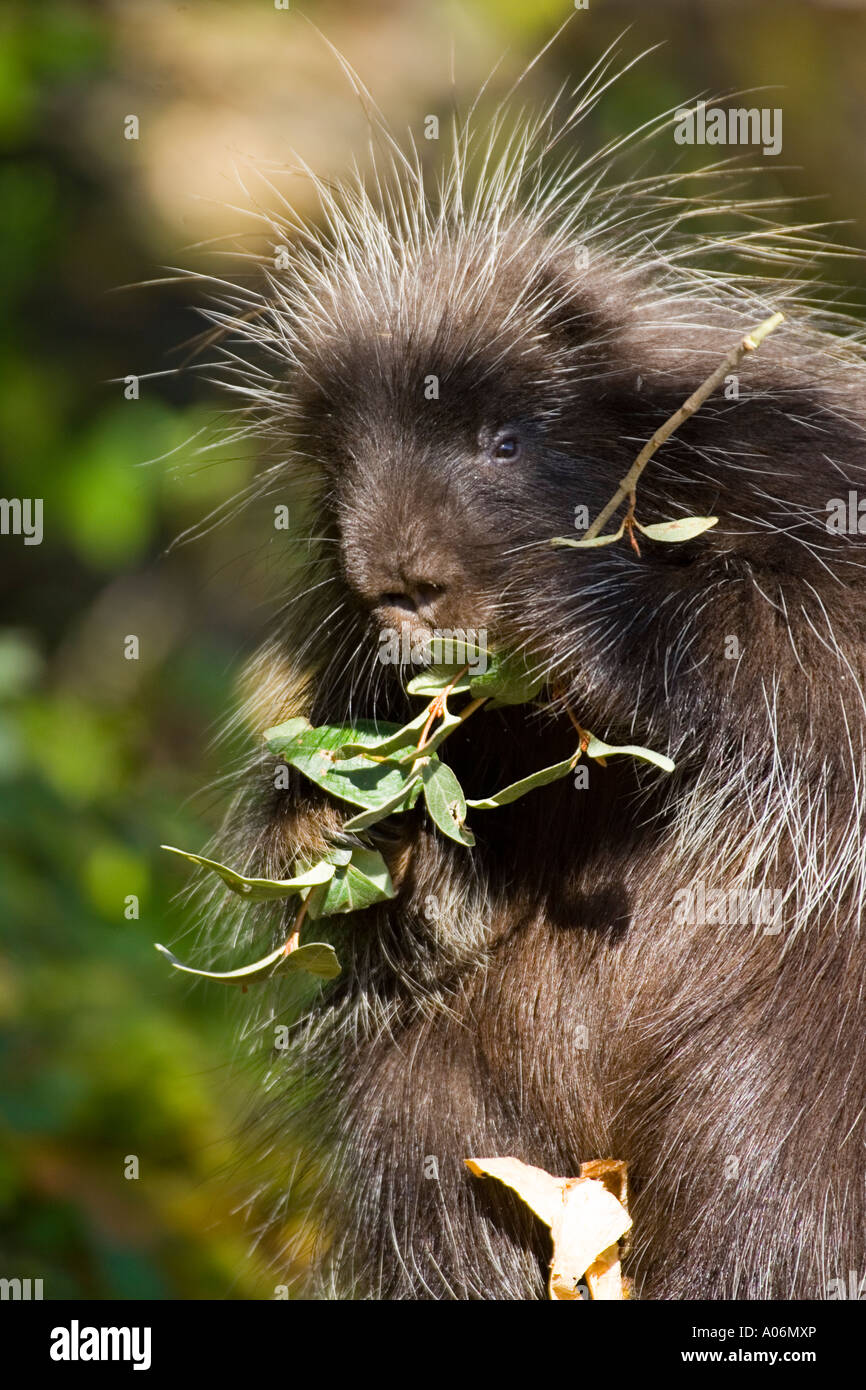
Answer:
[465,1155,632,1300]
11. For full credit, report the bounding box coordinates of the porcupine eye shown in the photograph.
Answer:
[490,432,521,462]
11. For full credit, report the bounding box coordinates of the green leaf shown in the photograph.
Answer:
[469,649,545,706]
[405,667,473,697]
[340,705,468,770]
[265,720,423,811]
[426,635,486,668]
[406,648,544,708]
[549,524,625,549]
[466,754,579,809]
[633,516,718,543]
[154,939,340,984]
[336,708,430,759]
[304,847,396,919]
[265,718,403,759]
[323,846,353,867]
[160,845,335,900]
[584,735,675,773]
[421,761,475,846]
[341,774,423,831]
[264,715,313,744]
[392,709,463,763]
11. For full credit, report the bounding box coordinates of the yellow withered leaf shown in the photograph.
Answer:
[465,1156,631,1300]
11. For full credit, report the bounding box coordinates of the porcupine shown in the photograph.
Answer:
[182,48,866,1299]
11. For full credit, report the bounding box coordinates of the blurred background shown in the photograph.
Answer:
[2,0,866,1299]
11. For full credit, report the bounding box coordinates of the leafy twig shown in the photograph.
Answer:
[158,650,674,984]
[554,311,785,549]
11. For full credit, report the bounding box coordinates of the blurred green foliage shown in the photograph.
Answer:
[0,0,277,1299]
[2,0,866,1299]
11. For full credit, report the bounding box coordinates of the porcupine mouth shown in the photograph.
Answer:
[372,613,494,679]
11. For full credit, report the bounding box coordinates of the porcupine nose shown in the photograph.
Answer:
[377,574,448,624]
